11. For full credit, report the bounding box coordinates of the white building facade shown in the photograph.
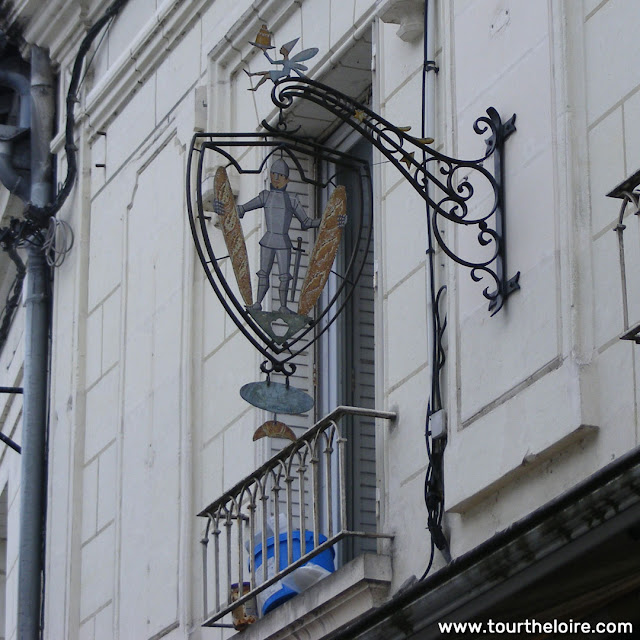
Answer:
[1,0,640,638]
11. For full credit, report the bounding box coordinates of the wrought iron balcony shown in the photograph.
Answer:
[609,168,640,342]
[198,406,396,628]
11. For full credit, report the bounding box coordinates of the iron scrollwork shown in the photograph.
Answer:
[268,77,520,314]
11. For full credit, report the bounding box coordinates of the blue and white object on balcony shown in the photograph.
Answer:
[252,531,335,615]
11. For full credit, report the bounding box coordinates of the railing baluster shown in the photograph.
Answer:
[261,481,269,585]
[325,430,334,538]
[311,435,320,549]
[201,522,210,617]
[248,497,256,591]
[286,465,294,567]
[299,455,307,551]
[273,470,281,585]
[237,502,244,598]
[225,514,232,607]
[337,424,348,533]
[213,521,221,612]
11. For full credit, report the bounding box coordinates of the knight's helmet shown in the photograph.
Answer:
[270,158,290,178]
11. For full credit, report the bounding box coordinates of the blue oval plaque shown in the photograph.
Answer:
[240,381,314,415]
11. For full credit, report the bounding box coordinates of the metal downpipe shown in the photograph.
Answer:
[0,60,31,128]
[18,242,49,640]
[17,45,54,640]
[0,142,30,201]
[0,57,31,202]
[29,46,54,208]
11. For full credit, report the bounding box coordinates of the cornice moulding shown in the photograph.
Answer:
[82,0,212,138]
[24,1,90,53]
[208,0,300,67]
[83,0,301,137]
[209,0,378,132]
[13,0,379,141]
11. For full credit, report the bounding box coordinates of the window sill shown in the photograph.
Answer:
[233,553,392,640]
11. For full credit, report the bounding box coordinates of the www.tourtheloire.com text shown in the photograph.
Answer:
[438,619,634,635]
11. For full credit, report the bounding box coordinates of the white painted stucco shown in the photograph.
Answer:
[1,0,639,638]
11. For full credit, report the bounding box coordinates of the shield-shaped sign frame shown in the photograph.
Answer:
[186,132,373,374]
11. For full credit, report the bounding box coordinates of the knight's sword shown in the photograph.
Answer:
[290,236,304,303]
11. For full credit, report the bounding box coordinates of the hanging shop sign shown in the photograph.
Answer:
[187,132,372,423]
[186,25,519,435]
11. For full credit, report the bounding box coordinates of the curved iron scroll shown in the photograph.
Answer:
[268,77,520,314]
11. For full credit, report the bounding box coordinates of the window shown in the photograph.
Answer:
[317,137,376,564]
[255,134,377,565]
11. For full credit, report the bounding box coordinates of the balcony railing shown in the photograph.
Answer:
[609,168,640,342]
[198,405,396,628]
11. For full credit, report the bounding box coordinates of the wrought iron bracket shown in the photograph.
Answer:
[424,60,439,73]
[268,77,520,315]
[483,108,520,313]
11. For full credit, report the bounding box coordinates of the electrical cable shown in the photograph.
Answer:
[0,243,26,353]
[0,0,128,267]
[77,14,115,94]
[420,0,451,581]
[42,216,74,267]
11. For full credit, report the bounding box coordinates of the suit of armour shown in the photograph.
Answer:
[238,186,319,311]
